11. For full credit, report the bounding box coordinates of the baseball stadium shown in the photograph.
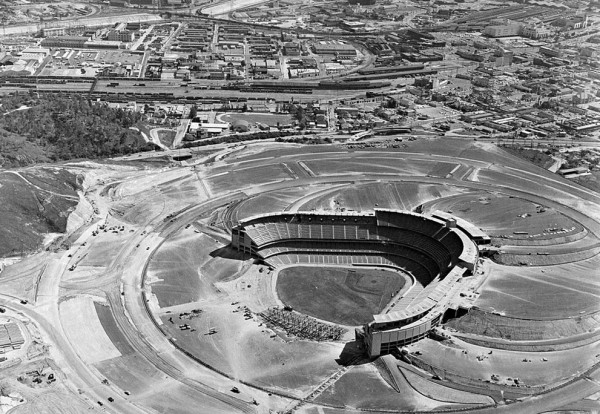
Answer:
[232,209,483,357]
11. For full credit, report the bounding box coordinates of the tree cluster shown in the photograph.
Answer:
[0,93,148,166]
[562,149,599,170]
[275,136,332,145]
[288,104,308,129]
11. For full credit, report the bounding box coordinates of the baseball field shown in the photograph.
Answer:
[276,266,408,326]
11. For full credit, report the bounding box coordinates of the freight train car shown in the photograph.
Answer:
[319,80,392,89]
[357,64,426,76]
[346,69,438,82]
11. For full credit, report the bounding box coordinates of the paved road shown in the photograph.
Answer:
[173,119,191,149]
[148,128,170,150]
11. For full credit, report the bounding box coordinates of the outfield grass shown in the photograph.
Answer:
[276,266,406,326]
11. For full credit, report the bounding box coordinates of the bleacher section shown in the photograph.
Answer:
[242,219,458,277]
[265,251,434,284]
[438,230,463,261]
[261,240,440,283]
[231,209,483,357]
[376,209,446,236]
[233,209,478,282]
[244,221,379,248]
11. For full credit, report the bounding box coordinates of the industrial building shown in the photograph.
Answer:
[107,30,136,43]
[41,27,67,37]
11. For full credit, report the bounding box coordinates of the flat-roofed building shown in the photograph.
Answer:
[283,42,300,56]
[341,20,366,32]
[41,27,66,37]
[107,30,135,43]
[20,47,50,62]
[483,24,521,38]
[312,42,357,57]
[85,40,124,49]
[41,36,90,49]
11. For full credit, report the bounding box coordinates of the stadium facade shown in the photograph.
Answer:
[231,209,488,358]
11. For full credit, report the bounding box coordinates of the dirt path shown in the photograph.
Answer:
[5,171,78,201]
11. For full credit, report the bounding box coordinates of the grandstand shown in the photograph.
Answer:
[231,209,481,357]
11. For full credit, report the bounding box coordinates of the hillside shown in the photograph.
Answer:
[0,167,81,257]
[0,93,156,168]
[0,130,52,168]
[500,145,555,170]
[0,94,166,256]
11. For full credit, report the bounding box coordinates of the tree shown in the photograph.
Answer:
[296,106,305,119]
[189,105,197,119]
[385,98,398,109]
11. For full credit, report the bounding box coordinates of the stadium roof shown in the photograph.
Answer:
[237,210,376,226]
[453,229,479,265]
